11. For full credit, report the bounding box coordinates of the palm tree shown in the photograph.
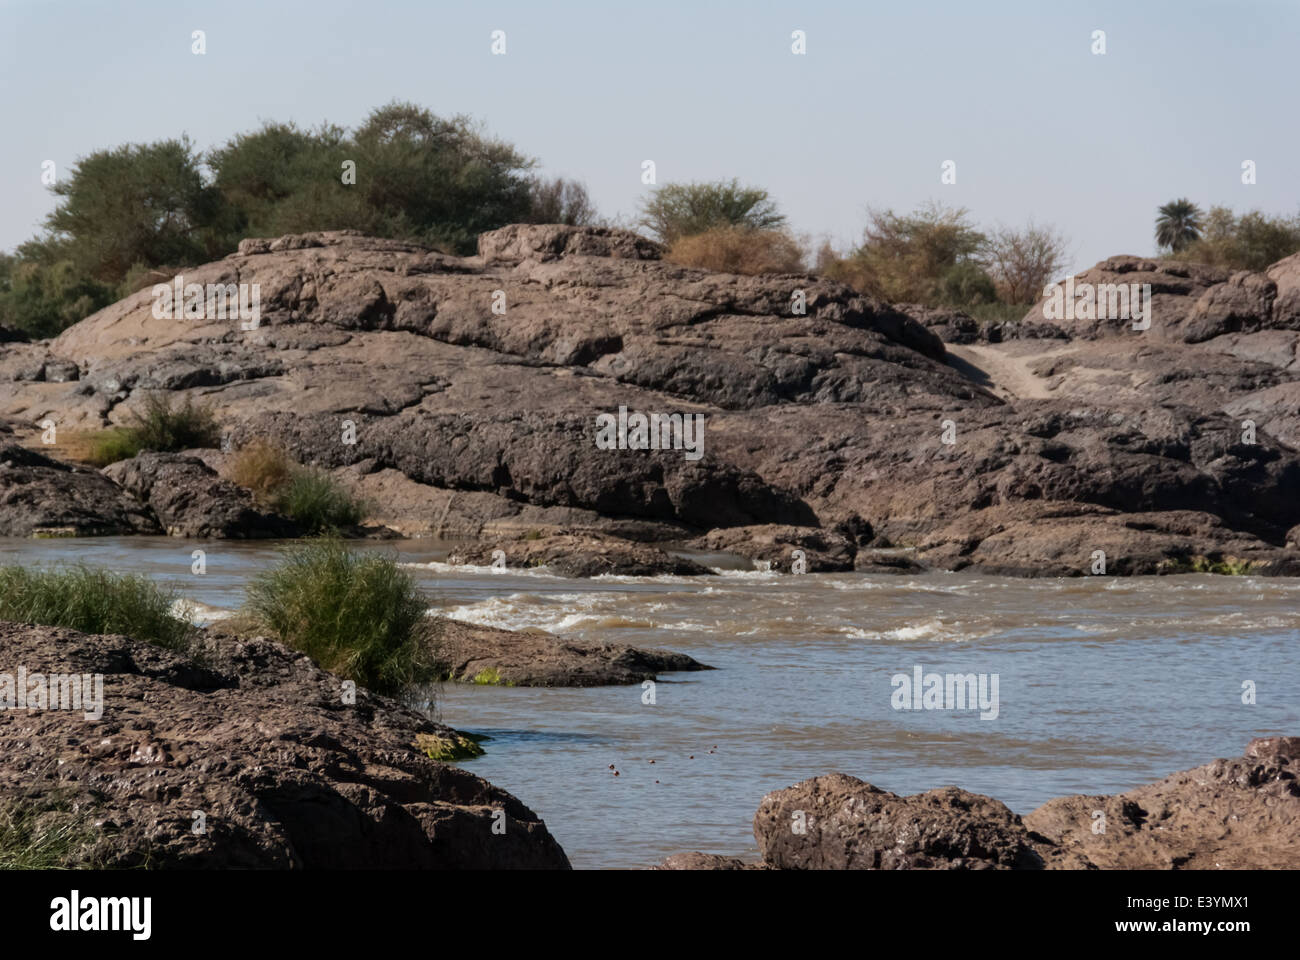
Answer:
[1155,199,1203,253]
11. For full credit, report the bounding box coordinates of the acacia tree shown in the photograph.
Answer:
[829,201,985,303]
[44,137,220,282]
[1155,198,1203,253]
[638,179,785,244]
[981,222,1069,304]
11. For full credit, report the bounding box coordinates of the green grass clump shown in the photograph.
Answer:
[470,666,513,686]
[85,393,222,466]
[244,539,436,696]
[414,732,485,762]
[86,427,144,466]
[0,798,103,870]
[1162,555,1257,576]
[0,564,194,650]
[1191,556,1256,576]
[127,393,221,452]
[271,469,367,534]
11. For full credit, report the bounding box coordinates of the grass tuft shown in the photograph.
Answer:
[0,564,194,650]
[271,469,367,534]
[243,539,436,696]
[79,393,223,467]
[229,439,294,497]
[0,797,104,870]
[414,732,485,762]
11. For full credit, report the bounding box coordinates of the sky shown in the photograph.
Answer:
[2,0,1297,274]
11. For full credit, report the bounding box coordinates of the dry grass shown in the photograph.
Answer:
[666,227,805,276]
[230,439,294,498]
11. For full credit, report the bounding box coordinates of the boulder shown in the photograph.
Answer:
[0,440,159,537]
[428,616,711,687]
[753,774,1052,870]
[1024,737,1300,869]
[101,452,299,538]
[685,523,857,572]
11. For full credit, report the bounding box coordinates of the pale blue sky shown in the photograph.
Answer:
[2,0,1297,273]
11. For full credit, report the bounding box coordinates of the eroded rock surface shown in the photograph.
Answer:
[0,620,570,868]
[664,737,1298,869]
[3,227,1300,575]
[102,452,299,538]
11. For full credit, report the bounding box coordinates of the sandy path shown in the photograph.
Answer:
[945,343,1064,401]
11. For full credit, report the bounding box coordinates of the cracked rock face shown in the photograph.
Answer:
[0,620,571,869]
[3,225,1300,575]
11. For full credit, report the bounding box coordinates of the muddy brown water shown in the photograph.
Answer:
[2,536,1297,869]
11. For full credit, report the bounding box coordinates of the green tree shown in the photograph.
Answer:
[638,179,785,244]
[44,137,221,282]
[1155,198,1203,253]
[207,121,365,243]
[351,101,535,253]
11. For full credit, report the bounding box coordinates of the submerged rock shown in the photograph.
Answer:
[448,531,715,578]
[0,620,570,868]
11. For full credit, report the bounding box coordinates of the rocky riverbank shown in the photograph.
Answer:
[3,225,1300,576]
[0,619,570,868]
[659,735,1300,870]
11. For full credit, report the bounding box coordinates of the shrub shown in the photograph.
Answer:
[967,301,1033,326]
[666,227,805,275]
[78,394,222,467]
[72,427,140,467]
[526,176,597,226]
[979,222,1069,304]
[0,564,194,650]
[125,393,221,452]
[639,179,786,245]
[271,469,366,533]
[937,261,998,308]
[243,539,436,695]
[230,440,294,498]
[842,202,986,304]
[1171,205,1300,271]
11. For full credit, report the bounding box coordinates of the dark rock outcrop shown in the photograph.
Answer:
[0,620,570,868]
[102,452,299,538]
[0,437,159,537]
[4,226,1300,575]
[753,775,1058,870]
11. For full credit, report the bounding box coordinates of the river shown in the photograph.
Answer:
[3,536,1297,869]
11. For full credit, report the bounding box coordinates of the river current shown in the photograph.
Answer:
[3,536,1296,868]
